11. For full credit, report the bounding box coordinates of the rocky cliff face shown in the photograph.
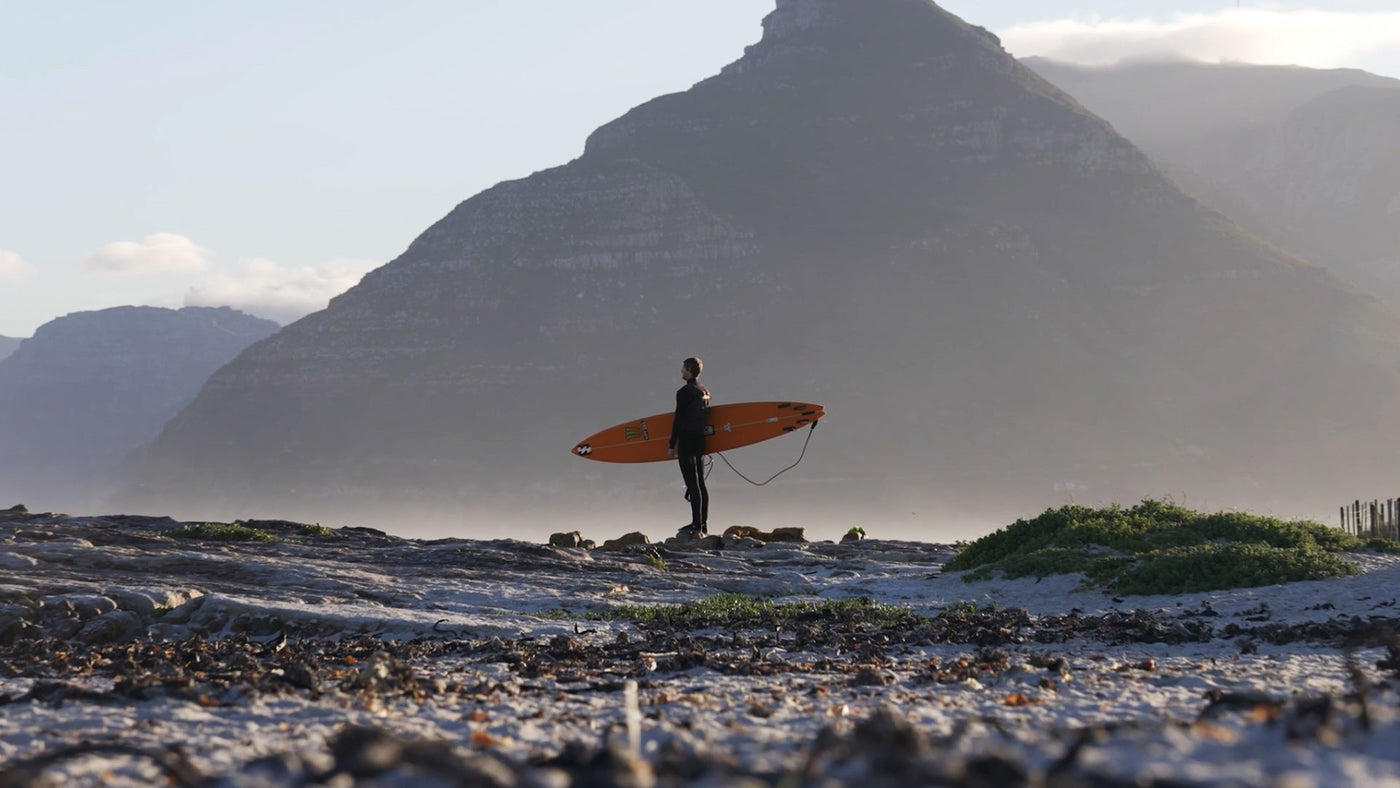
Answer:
[1027,59,1400,309]
[0,306,278,511]
[125,0,1400,531]
[0,336,20,362]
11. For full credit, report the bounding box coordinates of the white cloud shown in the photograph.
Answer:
[184,257,378,325]
[80,233,211,275]
[0,249,35,281]
[1001,9,1400,70]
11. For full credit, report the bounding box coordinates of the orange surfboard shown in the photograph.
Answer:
[572,401,825,463]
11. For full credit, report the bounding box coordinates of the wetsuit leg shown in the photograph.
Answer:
[695,459,709,526]
[679,454,704,526]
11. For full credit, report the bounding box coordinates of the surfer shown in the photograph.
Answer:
[669,357,710,538]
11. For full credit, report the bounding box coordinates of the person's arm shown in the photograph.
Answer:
[669,387,686,451]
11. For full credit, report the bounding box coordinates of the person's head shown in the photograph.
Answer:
[681,357,702,381]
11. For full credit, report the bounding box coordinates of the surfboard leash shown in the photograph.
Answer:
[712,421,819,486]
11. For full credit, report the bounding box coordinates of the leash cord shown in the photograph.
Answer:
[708,421,818,486]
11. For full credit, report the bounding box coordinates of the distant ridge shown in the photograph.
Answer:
[1027,58,1400,308]
[0,335,20,362]
[124,0,1400,530]
[0,306,278,512]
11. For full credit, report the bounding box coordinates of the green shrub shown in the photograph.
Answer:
[1367,538,1400,555]
[168,522,278,542]
[949,501,1365,595]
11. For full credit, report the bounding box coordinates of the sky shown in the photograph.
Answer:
[3,1,1399,338]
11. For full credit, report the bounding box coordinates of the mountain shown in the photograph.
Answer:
[0,335,20,361]
[0,306,278,511]
[1026,58,1400,308]
[124,0,1400,535]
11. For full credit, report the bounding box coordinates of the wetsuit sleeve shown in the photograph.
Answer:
[669,387,686,450]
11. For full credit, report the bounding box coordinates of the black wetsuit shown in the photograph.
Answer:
[670,378,710,528]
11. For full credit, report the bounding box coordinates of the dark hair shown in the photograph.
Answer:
[683,357,702,377]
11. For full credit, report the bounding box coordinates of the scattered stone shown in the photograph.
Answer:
[720,525,806,543]
[599,532,651,551]
[723,526,764,540]
[549,531,585,548]
[74,610,143,645]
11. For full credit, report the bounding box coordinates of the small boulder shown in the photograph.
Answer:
[599,532,651,551]
[723,525,764,540]
[75,610,143,645]
[549,531,585,548]
[769,527,807,543]
[0,552,38,570]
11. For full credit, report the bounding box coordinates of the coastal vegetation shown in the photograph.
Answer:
[948,500,1400,595]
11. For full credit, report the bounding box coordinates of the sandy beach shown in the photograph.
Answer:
[3,511,1400,786]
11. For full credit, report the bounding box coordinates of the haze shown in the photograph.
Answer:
[3,1,1399,544]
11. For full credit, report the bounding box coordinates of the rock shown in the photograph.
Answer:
[769,527,806,543]
[75,610,143,645]
[4,504,27,514]
[0,617,41,646]
[103,588,162,620]
[720,525,805,544]
[599,532,651,551]
[841,526,866,543]
[0,552,38,570]
[852,666,890,686]
[41,593,117,620]
[550,531,585,548]
[723,526,764,540]
[159,594,210,625]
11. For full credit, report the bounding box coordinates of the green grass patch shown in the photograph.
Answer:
[299,523,334,537]
[573,593,919,629]
[948,500,1379,595]
[168,522,278,542]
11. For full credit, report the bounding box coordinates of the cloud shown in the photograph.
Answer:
[1001,9,1400,70]
[0,249,35,281]
[81,233,211,275]
[184,257,378,325]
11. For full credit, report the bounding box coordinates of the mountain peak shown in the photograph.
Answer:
[718,0,1006,80]
[757,0,995,45]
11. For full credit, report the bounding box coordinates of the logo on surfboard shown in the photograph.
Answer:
[624,420,651,441]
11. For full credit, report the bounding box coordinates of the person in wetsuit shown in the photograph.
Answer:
[669,357,710,538]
